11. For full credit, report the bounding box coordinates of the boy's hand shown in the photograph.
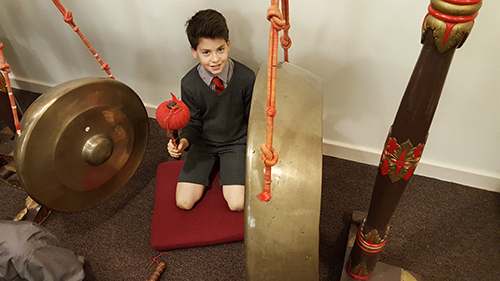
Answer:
[167,138,189,158]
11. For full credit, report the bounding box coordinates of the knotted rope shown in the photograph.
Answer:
[280,0,292,62]
[52,0,114,79]
[1,2,117,137]
[258,0,291,202]
[0,42,21,136]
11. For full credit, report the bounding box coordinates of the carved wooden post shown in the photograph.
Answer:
[346,1,483,279]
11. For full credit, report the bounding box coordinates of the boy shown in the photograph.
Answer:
[167,9,255,212]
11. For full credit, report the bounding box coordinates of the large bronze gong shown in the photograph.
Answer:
[245,62,323,280]
[14,78,149,212]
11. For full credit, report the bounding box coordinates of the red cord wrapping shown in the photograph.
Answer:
[52,0,115,79]
[0,42,21,136]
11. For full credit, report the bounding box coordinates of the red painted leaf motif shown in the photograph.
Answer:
[381,160,390,175]
[413,144,423,160]
[380,135,425,183]
[403,166,415,181]
[388,138,399,153]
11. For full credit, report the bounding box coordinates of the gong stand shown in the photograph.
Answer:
[0,42,22,137]
[0,75,22,138]
[0,74,21,187]
[0,40,48,222]
[344,1,483,280]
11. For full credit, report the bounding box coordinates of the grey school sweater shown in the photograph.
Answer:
[180,60,256,147]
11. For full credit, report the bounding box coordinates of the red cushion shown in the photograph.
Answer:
[151,160,244,250]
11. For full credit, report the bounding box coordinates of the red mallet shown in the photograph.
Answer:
[156,93,190,147]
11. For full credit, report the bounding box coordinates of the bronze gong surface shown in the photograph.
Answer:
[14,78,149,212]
[245,62,323,280]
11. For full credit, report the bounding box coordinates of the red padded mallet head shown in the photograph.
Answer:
[156,93,190,147]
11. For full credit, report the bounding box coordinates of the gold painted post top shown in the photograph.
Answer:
[422,0,483,53]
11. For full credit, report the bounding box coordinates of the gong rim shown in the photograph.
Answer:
[14,78,149,212]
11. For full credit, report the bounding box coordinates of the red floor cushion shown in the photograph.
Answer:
[151,160,244,250]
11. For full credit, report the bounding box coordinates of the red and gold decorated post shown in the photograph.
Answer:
[346,1,483,279]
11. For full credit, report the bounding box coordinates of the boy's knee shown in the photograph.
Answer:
[226,198,244,212]
[222,184,245,212]
[176,199,195,211]
[175,182,205,210]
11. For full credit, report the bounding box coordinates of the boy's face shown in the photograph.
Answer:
[191,37,231,76]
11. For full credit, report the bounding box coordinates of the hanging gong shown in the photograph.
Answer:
[14,78,149,212]
[245,61,323,280]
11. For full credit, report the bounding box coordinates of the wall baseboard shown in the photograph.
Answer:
[10,77,53,93]
[144,104,157,119]
[11,78,160,120]
[12,78,157,121]
[323,139,500,194]
[114,104,500,195]
[12,79,499,194]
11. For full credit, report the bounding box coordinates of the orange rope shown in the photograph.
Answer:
[0,42,21,136]
[258,0,287,202]
[280,0,291,62]
[52,0,115,79]
[149,252,172,266]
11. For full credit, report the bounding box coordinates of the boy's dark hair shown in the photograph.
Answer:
[186,9,229,50]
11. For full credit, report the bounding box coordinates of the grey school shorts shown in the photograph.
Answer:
[178,138,247,186]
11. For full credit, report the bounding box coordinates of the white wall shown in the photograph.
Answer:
[0,1,498,192]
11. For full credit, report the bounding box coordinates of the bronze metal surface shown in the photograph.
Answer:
[245,61,323,280]
[14,78,149,212]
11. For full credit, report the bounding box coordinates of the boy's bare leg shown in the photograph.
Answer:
[222,185,245,212]
[176,182,205,210]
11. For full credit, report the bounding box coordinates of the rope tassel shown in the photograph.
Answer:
[147,252,171,280]
[147,262,166,281]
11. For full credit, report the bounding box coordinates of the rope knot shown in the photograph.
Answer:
[267,6,286,31]
[101,63,110,71]
[265,107,277,117]
[280,34,292,50]
[260,143,279,167]
[63,9,74,24]
[0,63,11,73]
